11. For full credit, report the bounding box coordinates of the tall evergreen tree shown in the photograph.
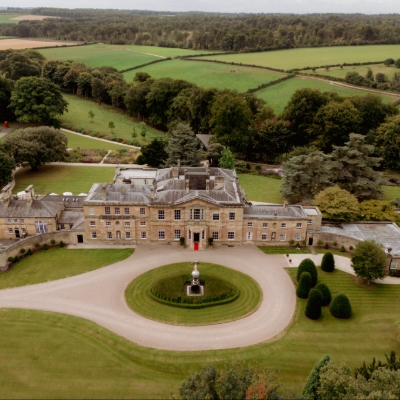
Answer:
[303,354,332,400]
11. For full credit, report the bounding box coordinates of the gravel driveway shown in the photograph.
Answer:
[0,245,296,351]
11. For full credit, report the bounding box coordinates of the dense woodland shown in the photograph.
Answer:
[2,9,400,51]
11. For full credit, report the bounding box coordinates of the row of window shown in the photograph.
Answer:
[89,207,146,216]
[6,218,25,224]
[6,228,26,235]
[249,222,304,229]
[90,221,138,227]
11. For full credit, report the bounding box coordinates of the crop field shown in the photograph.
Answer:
[255,76,397,114]
[0,38,81,50]
[13,165,115,195]
[313,63,399,80]
[124,59,285,91]
[61,94,165,144]
[0,13,25,24]
[199,45,400,71]
[62,130,132,150]
[38,44,215,71]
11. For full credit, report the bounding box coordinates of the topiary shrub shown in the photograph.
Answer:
[305,289,322,320]
[13,256,19,263]
[297,258,318,287]
[317,240,323,246]
[315,283,331,306]
[324,243,329,249]
[207,237,213,246]
[296,272,311,299]
[7,257,14,263]
[27,248,33,256]
[339,245,345,252]
[43,244,49,251]
[34,243,40,248]
[59,241,65,248]
[20,248,25,254]
[330,294,352,319]
[289,239,295,245]
[349,245,353,251]
[321,252,335,273]
[50,239,56,245]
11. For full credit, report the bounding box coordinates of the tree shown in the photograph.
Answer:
[0,150,15,187]
[206,143,224,167]
[315,283,332,306]
[297,258,318,287]
[88,110,95,123]
[365,68,374,81]
[330,134,383,200]
[321,252,335,273]
[281,151,333,203]
[108,121,115,133]
[351,240,387,284]
[77,71,92,98]
[139,122,147,139]
[179,365,219,400]
[9,77,68,124]
[0,76,14,122]
[359,200,400,223]
[133,71,151,82]
[374,115,400,171]
[313,186,360,221]
[305,289,322,320]
[2,126,69,170]
[375,72,386,83]
[330,294,352,319]
[395,59,400,69]
[0,50,44,80]
[345,71,365,86]
[131,127,137,138]
[302,354,332,400]
[384,58,395,66]
[296,271,311,299]
[218,148,235,169]
[140,138,167,168]
[165,123,203,167]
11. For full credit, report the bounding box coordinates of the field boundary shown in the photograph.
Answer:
[247,74,296,93]
[119,57,172,73]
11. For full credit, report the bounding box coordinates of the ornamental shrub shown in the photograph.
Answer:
[330,294,352,319]
[20,248,25,254]
[317,240,323,246]
[34,242,40,248]
[305,289,322,320]
[59,241,65,248]
[297,258,318,287]
[50,239,55,245]
[296,272,311,299]
[315,283,331,306]
[7,257,14,262]
[321,252,335,272]
[340,245,345,252]
[13,256,19,263]
[27,248,33,256]
[349,245,354,250]
[324,243,329,249]
[43,244,49,251]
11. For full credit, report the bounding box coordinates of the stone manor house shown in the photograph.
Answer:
[0,166,322,251]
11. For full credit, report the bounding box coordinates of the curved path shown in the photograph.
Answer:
[0,245,296,351]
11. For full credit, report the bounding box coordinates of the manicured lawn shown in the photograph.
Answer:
[0,248,134,289]
[382,185,400,201]
[38,44,214,71]
[13,165,115,195]
[125,262,262,326]
[1,266,399,397]
[62,130,132,150]
[259,246,311,254]
[200,45,400,71]
[124,59,286,92]
[61,94,165,144]
[315,248,353,258]
[256,77,396,114]
[238,174,283,203]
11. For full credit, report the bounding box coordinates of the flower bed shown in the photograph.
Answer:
[68,148,107,163]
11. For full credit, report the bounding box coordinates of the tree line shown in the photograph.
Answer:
[2,9,400,51]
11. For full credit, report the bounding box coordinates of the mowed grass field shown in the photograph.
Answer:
[38,44,215,71]
[314,63,399,80]
[1,264,400,397]
[13,165,115,195]
[61,94,165,144]
[0,248,134,289]
[200,44,400,71]
[0,13,25,24]
[124,60,286,92]
[256,76,397,114]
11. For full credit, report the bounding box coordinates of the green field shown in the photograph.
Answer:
[256,76,397,114]
[238,174,283,203]
[313,63,399,80]
[0,35,15,39]
[259,246,311,254]
[382,185,400,201]
[13,165,115,195]
[61,94,164,144]
[0,248,134,289]
[38,44,214,71]
[124,59,286,91]
[0,13,24,24]
[200,45,400,71]
[1,265,400,397]
[62,130,132,150]
[125,262,262,326]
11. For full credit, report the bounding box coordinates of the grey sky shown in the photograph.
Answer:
[2,0,400,14]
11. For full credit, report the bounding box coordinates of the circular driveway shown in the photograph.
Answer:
[0,245,296,351]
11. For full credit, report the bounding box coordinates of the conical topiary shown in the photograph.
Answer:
[305,289,322,320]
[330,294,352,319]
[297,272,312,299]
[321,252,335,272]
[315,283,331,306]
[297,258,318,287]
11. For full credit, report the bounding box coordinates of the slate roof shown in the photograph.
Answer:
[41,195,86,208]
[0,200,63,218]
[59,211,84,224]
[243,205,308,219]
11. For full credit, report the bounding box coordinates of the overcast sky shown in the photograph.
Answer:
[3,0,400,14]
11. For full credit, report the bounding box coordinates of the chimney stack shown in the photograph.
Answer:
[101,184,107,200]
[185,179,190,193]
[283,201,288,210]
[206,179,210,193]
[1,182,14,207]
[177,159,181,168]
[25,185,34,207]
[150,187,155,200]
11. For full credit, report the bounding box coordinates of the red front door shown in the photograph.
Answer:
[194,242,199,251]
